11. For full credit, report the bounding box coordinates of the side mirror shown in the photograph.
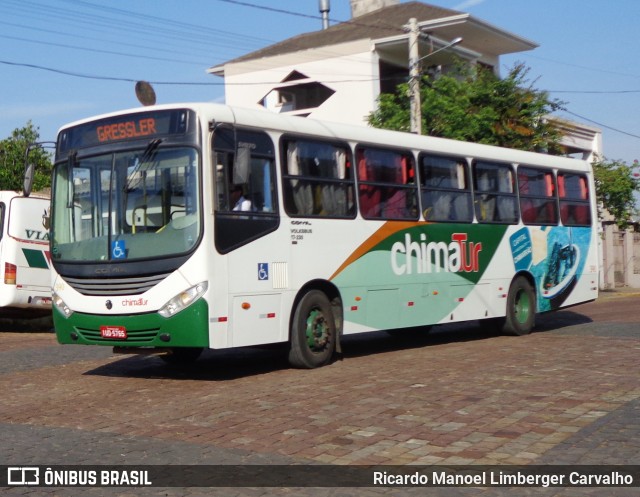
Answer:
[23,162,35,198]
[23,141,55,198]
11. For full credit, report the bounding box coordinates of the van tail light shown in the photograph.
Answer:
[4,263,17,285]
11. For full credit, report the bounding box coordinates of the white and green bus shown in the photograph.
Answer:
[49,103,598,368]
[0,191,51,316]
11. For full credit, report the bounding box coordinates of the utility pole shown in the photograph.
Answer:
[408,18,421,134]
[407,20,463,136]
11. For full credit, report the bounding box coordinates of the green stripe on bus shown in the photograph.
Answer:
[22,248,49,269]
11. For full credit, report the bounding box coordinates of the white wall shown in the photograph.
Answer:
[223,42,382,127]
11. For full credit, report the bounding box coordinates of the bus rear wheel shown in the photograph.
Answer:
[288,290,336,369]
[503,276,536,336]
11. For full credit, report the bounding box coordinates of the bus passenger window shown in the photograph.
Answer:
[558,172,591,226]
[356,147,418,220]
[518,166,558,225]
[281,138,355,218]
[473,161,518,224]
[419,154,472,222]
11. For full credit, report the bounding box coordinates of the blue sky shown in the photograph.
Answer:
[1,0,639,168]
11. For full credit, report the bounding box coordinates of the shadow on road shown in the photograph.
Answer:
[0,315,53,332]
[83,308,594,381]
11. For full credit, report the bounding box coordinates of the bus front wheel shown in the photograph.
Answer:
[288,290,336,369]
[503,276,536,336]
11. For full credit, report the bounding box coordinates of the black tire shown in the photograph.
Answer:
[503,276,536,336]
[288,290,336,369]
[160,347,203,365]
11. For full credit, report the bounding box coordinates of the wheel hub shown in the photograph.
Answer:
[306,309,329,351]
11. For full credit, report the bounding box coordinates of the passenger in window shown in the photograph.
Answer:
[231,185,252,211]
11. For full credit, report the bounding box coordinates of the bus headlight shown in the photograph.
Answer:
[53,293,73,318]
[158,282,208,318]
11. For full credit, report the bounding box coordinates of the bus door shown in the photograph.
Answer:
[212,126,282,347]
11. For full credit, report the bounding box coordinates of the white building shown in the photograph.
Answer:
[208,0,601,161]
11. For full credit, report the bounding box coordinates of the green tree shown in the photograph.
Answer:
[0,122,52,193]
[368,62,565,153]
[592,157,640,229]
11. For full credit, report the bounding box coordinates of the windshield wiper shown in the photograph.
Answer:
[125,138,163,192]
[140,138,162,163]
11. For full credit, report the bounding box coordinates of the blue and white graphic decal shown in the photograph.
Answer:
[258,263,269,281]
[111,240,126,260]
[509,228,533,272]
[526,226,591,311]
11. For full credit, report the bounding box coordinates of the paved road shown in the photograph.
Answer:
[1,292,639,496]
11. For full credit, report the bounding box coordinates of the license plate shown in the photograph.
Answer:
[100,325,127,340]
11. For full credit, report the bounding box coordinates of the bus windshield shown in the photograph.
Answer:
[51,145,200,262]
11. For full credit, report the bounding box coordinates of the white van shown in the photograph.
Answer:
[0,191,51,316]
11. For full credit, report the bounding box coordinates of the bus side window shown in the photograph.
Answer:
[473,161,518,224]
[0,203,5,241]
[357,150,381,218]
[356,147,418,220]
[518,166,558,225]
[281,138,355,218]
[558,172,591,226]
[420,154,472,222]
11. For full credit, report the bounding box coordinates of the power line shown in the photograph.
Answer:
[0,0,270,59]
[0,0,406,85]
[213,0,336,22]
[562,109,640,140]
[550,89,640,95]
[0,59,222,85]
[0,21,211,63]
[212,0,405,34]
[60,0,273,45]
[0,59,387,86]
[520,53,640,81]
[0,34,207,66]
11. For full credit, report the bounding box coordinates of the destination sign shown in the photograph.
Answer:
[96,118,157,143]
[57,109,193,155]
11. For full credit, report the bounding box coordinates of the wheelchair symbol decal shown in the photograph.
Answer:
[258,263,269,281]
[111,240,126,260]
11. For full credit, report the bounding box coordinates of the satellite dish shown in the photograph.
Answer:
[135,81,156,106]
